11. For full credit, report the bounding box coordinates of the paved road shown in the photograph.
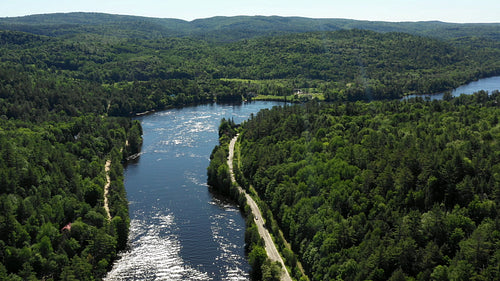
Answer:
[228,135,292,281]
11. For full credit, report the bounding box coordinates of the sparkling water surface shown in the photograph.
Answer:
[106,102,282,281]
[107,76,500,280]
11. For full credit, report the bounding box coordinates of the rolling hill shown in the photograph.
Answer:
[0,13,499,41]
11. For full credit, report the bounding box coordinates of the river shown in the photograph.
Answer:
[105,101,283,281]
[105,76,500,280]
[403,75,500,100]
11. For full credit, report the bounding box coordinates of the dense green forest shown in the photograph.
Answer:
[2,12,500,280]
[1,13,500,42]
[234,94,500,280]
[1,25,500,117]
[0,114,142,279]
[0,41,143,278]
[0,14,149,280]
[0,37,144,277]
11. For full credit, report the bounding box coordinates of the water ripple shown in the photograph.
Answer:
[210,201,249,281]
[107,102,282,281]
[105,212,210,281]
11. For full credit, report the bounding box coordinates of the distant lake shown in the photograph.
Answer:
[403,76,500,100]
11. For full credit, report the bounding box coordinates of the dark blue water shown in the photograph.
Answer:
[105,101,282,281]
[105,76,499,280]
[403,75,500,100]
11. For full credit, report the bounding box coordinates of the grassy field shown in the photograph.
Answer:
[252,93,325,101]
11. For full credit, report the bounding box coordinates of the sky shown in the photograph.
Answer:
[1,0,499,23]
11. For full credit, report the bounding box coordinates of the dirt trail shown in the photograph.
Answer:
[104,159,112,221]
[228,135,292,281]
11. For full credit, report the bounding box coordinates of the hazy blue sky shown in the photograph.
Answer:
[2,0,499,23]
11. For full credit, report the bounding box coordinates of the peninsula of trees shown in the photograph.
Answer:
[233,95,500,280]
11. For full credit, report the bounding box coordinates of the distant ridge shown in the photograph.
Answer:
[0,12,499,41]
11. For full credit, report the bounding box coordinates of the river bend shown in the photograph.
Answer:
[106,75,500,280]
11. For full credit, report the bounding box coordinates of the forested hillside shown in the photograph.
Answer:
[1,13,500,42]
[0,43,143,278]
[0,17,146,280]
[0,115,141,279]
[2,12,500,280]
[236,94,500,280]
[1,26,499,117]
[212,30,500,99]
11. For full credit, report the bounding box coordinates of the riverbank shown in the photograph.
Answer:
[108,102,284,280]
[228,135,293,281]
